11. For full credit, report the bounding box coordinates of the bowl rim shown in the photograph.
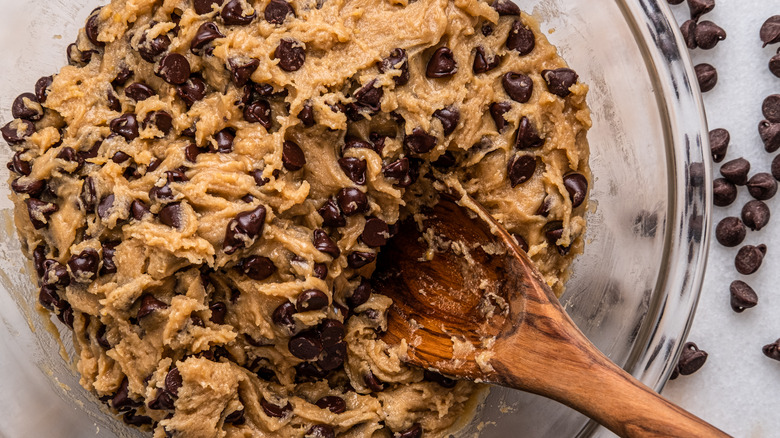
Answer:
[577,0,711,436]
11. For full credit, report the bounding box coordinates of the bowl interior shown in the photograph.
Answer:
[0,0,709,437]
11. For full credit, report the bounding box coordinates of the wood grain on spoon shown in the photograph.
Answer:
[372,197,729,438]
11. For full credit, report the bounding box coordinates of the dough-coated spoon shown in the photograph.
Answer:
[371,196,728,438]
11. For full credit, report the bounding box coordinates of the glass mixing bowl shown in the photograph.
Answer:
[0,0,709,436]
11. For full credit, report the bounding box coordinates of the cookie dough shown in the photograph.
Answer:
[2,0,590,436]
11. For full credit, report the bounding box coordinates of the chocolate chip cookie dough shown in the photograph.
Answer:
[2,0,590,436]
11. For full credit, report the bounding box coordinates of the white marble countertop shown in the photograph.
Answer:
[661,1,780,437]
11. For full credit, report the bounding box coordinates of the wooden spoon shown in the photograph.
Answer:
[371,196,728,438]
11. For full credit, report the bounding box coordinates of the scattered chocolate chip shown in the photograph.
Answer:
[693,21,726,49]
[264,0,295,24]
[379,48,410,86]
[318,198,346,227]
[148,389,175,410]
[221,0,256,25]
[713,178,737,207]
[184,144,202,163]
[676,342,708,376]
[563,173,588,208]
[80,177,97,211]
[362,217,389,247]
[735,244,767,275]
[687,0,714,21]
[150,184,174,201]
[12,93,43,121]
[137,28,171,63]
[770,54,780,79]
[542,68,578,97]
[715,217,746,247]
[305,425,335,438]
[165,367,184,397]
[194,0,226,14]
[761,121,780,153]
[761,15,780,47]
[512,233,530,252]
[296,289,329,313]
[110,113,139,141]
[694,63,717,92]
[364,371,384,391]
[515,117,545,149]
[473,46,502,74]
[156,53,191,85]
[729,280,758,313]
[432,108,460,137]
[347,251,376,269]
[404,127,437,154]
[223,205,266,254]
[502,72,533,103]
[209,301,227,324]
[177,77,207,106]
[97,194,115,219]
[244,100,272,128]
[26,199,58,229]
[42,260,70,287]
[763,95,780,123]
[239,255,276,281]
[225,409,245,425]
[492,0,520,15]
[124,82,155,101]
[112,151,130,164]
[337,187,369,216]
[229,58,260,86]
[282,140,306,170]
[289,331,323,360]
[66,43,97,66]
[191,22,224,53]
[708,128,729,162]
[506,20,535,55]
[159,203,184,229]
[260,397,292,418]
[681,20,698,49]
[747,173,777,201]
[11,178,45,197]
[396,423,423,438]
[354,79,384,112]
[315,395,346,414]
[68,248,100,282]
[56,147,84,172]
[9,151,31,176]
[272,301,296,332]
[313,263,328,279]
[337,157,367,185]
[2,119,36,144]
[35,75,54,103]
[144,111,173,135]
[347,278,372,308]
[137,294,168,318]
[507,154,536,187]
[298,102,315,127]
[742,200,770,231]
[313,229,341,258]
[426,47,458,78]
[101,242,118,275]
[275,38,306,72]
[720,158,750,185]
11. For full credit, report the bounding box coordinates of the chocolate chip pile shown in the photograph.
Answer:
[1,0,591,436]
[666,3,780,378]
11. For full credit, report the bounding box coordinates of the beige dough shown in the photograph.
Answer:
[2,0,590,437]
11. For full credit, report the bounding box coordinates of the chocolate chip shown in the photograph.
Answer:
[156,53,191,85]
[506,20,535,55]
[502,72,533,103]
[729,280,758,313]
[298,102,315,127]
[713,178,737,207]
[512,233,530,252]
[296,289,329,312]
[347,278,371,308]
[137,294,168,318]
[107,89,122,112]
[680,20,698,49]
[492,0,520,15]
[184,144,201,163]
[715,217,745,247]
[148,390,175,410]
[720,158,750,185]
[272,301,296,332]
[747,173,777,201]
[289,331,323,360]
[379,48,410,86]
[563,173,588,208]
[35,76,53,103]
[742,200,770,231]
[313,263,328,279]
[473,46,502,74]
[144,111,173,135]
[191,22,224,53]
[362,218,389,247]
[709,128,729,162]
[26,199,58,230]
[396,423,423,438]
[424,370,457,388]
[761,15,780,47]
[404,127,437,154]
[337,187,368,215]
[244,100,272,128]
[763,339,780,362]
[335,157,367,186]
[11,178,45,197]
[676,342,707,376]
[68,248,100,282]
[275,38,306,71]
[112,378,139,411]
[38,285,63,312]
[317,340,347,371]
[80,177,97,211]
[761,121,780,153]
[318,319,344,347]
[515,117,545,149]
[97,194,115,219]
[9,151,31,176]
[318,198,346,227]
[137,29,171,63]
[209,301,227,324]
[426,47,457,78]
[687,0,714,21]
[364,371,384,391]
[66,43,96,66]
[33,245,47,279]
[260,397,292,418]
[56,147,85,172]
[225,409,245,425]
[313,229,341,258]
[694,21,726,49]
[221,0,256,25]
[124,82,155,101]
[735,244,767,275]
[236,256,275,282]
[12,93,43,121]
[542,68,578,97]
[354,79,384,113]
[2,119,36,144]
[223,205,266,254]
[432,107,460,136]
[101,242,118,274]
[264,0,295,24]
[347,251,375,269]
[112,151,131,164]
[763,95,780,123]
[315,395,346,414]
[694,63,717,92]
[176,77,207,106]
[150,184,174,201]
[305,425,335,438]
[507,154,536,187]
[282,140,306,170]
[228,58,260,86]
[432,151,456,169]
[110,113,139,141]
[159,203,184,229]
[194,0,226,14]
[42,260,70,287]
[770,53,780,78]
[489,102,512,132]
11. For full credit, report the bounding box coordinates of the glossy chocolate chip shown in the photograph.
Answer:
[209,301,227,324]
[296,289,329,313]
[763,95,780,123]
[184,144,202,163]
[379,48,410,86]
[426,47,457,78]
[742,200,770,231]
[111,378,139,411]
[305,425,335,438]
[26,199,58,229]
[347,278,371,308]
[364,371,384,392]
[347,251,376,269]
[315,395,346,414]
[676,341,708,376]
[68,248,100,282]
[490,102,512,132]
[313,263,328,279]
[512,234,530,252]
[289,331,323,360]
[35,76,53,103]
[194,0,226,14]
[715,217,745,247]
[353,79,384,113]
[239,255,276,280]
[159,203,184,229]
[298,102,315,127]
[9,151,31,176]
[223,205,267,254]
[275,38,306,72]
[2,119,36,144]
[107,90,122,112]
[720,158,750,185]
[156,53,191,85]
[318,319,345,347]
[694,21,726,50]
[713,178,737,207]
[12,93,43,121]
[272,301,296,332]
[80,177,97,211]
[747,173,777,201]
[760,120,780,153]
[148,390,175,410]
[362,217,389,247]
[770,53,780,79]
[396,423,423,438]
[506,20,535,55]
[137,294,168,318]
[225,409,245,425]
[177,77,207,106]
[101,242,118,275]
[38,285,64,312]
[694,63,717,92]
[515,117,544,149]
[244,100,272,129]
[687,0,714,21]
[144,111,173,135]
[56,147,84,172]
[542,68,578,97]
[492,0,520,15]
[150,184,174,201]
[338,157,367,185]
[110,113,139,141]
[137,29,171,63]
[404,127,437,154]
[317,340,347,371]
[282,140,306,170]
[265,0,295,24]
[563,173,588,208]
[507,154,536,187]
[337,187,368,215]
[229,57,260,86]
[473,46,502,74]
[260,397,292,418]
[42,260,70,287]
[318,199,346,227]
[66,43,97,66]
[221,0,256,25]
[313,229,341,258]
[433,107,460,136]
[730,280,758,313]
[97,194,115,219]
[502,72,533,103]
[191,22,224,53]
[735,244,767,275]
[12,178,45,197]
[764,338,780,362]
[125,83,155,101]
[708,128,729,162]
[680,20,697,49]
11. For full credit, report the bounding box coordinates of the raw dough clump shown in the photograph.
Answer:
[2,0,590,436]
